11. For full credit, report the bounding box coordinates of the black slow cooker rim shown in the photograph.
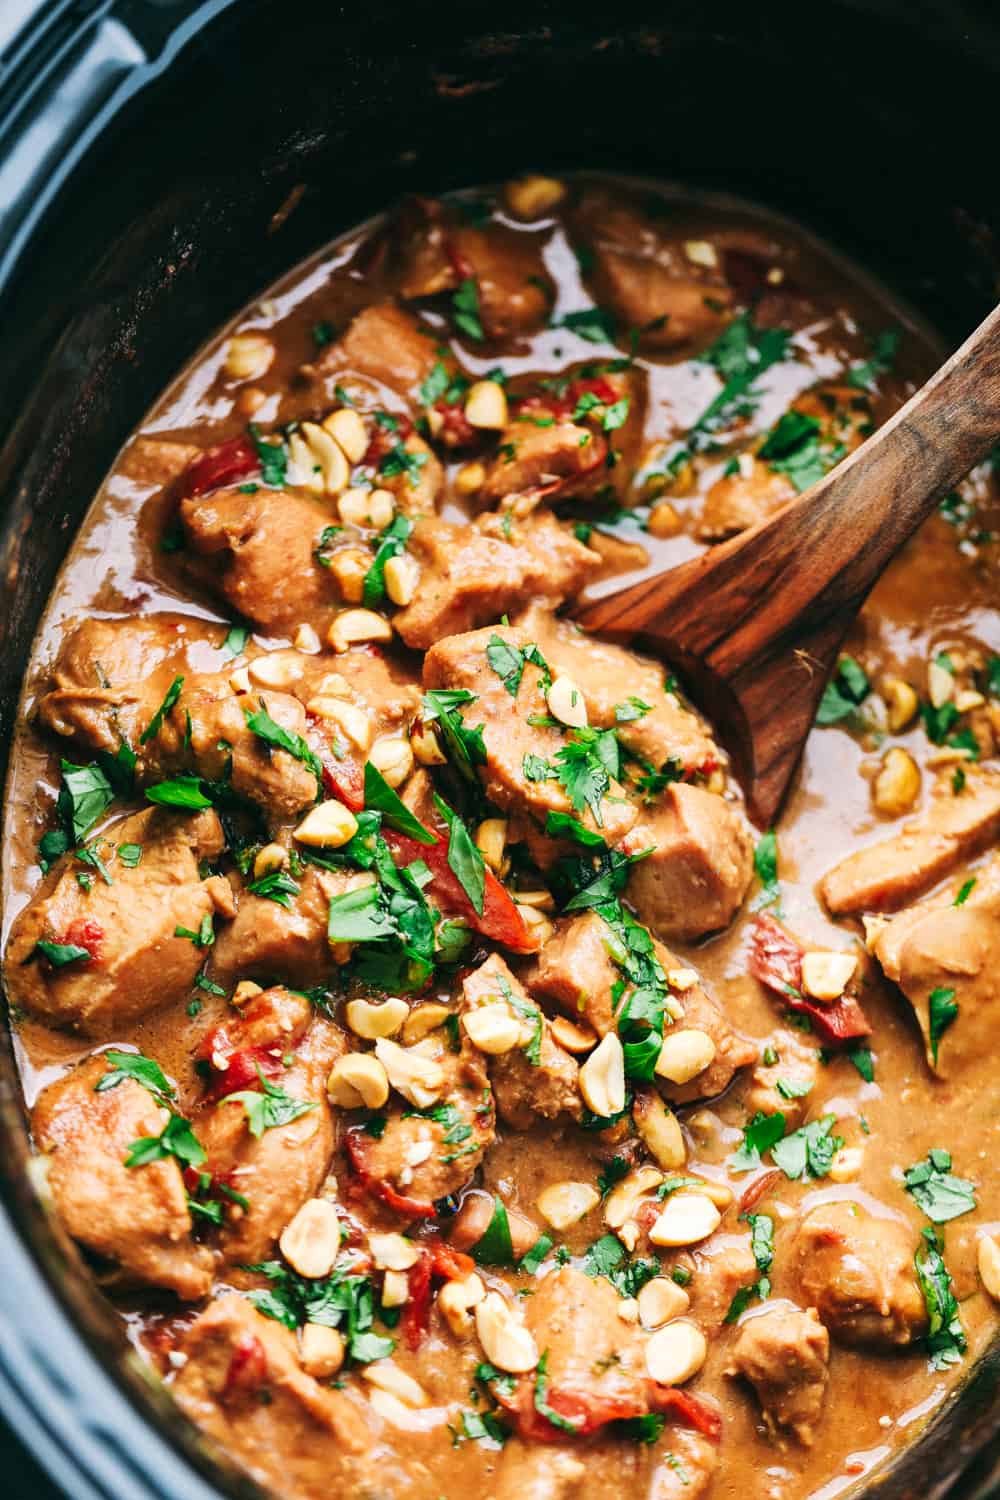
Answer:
[2,3,1000,1499]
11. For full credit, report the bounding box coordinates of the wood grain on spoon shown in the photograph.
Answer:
[572,303,1000,827]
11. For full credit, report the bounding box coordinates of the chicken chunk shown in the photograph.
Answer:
[649,1428,720,1499]
[794,1200,927,1349]
[569,185,734,350]
[345,1032,494,1217]
[311,300,441,404]
[211,865,353,988]
[869,858,1000,1077]
[180,484,340,636]
[744,1029,821,1128]
[479,419,608,506]
[526,915,755,1102]
[492,1442,585,1500]
[727,1305,830,1444]
[519,1267,650,1428]
[196,999,344,1264]
[466,955,581,1128]
[623,785,754,943]
[526,911,621,1038]
[33,1055,213,1299]
[6,807,228,1036]
[393,515,599,652]
[820,769,1000,915]
[513,603,721,780]
[173,1297,377,1500]
[37,617,321,820]
[391,196,553,339]
[698,384,873,540]
[423,624,637,844]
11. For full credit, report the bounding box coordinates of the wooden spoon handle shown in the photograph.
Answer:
[577,301,1000,664]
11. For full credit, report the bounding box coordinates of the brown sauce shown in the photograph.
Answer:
[3,173,999,1500]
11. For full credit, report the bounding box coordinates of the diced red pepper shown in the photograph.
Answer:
[182,435,260,498]
[201,1044,284,1101]
[426,1238,475,1282]
[501,1381,646,1442]
[433,399,479,448]
[738,1168,783,1216]
[647,1385,723,1442]
[362,413,414,469]
[344,1127,438,1220]
[383,828,539,954]
[59,917,104,964]
[222,1333,267,1403]
[516,375,619,425]
[400,1248,433,1352]
[747,913,870,1044]
[317,748,365,812]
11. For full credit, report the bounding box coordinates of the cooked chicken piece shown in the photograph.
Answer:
[698,383,873,540]
[37,617,321,819]
[623,784,754,943]
[492,1442,585,1500]
[521,1267,650,1425]
[173,1297,378,1499]
[820,769,1000,915]
[6,807,229,1036]
[117,436,200,488]
[345,1031,494,1216]
[211,866,354,988]
[525,914,755,1103]
[33,1055,213,1299]
[728,1305,830,1444]
[423,624,637,845]
[180,485,341,636]
[569,184,734,349]
[744,1028,821,1128]
[466,955,581,1129]
[196,999,344,1265]
[513,603,721,780]
[794,1200,927,1349]
[391,196,554,339]
[688,1236,760,1328]
[648,1428,720,1499]
[525,910,623,1038]
[311,300,441,402]
[869,858,1000,1076]
[393,515,599,652]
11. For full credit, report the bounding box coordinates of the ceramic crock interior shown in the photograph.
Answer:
[2,2,1000,1496]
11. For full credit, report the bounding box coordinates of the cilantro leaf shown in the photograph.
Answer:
[533,1350,584,1433]
[453,278,484,341]
[928,987,958,1064]
[145,774,212,810]
[31,939,92,967]
[434,795,485,915]
[250,425,288,487]
[363,514,412,608]
[244,703,322,783]
[126,1111,206,1170]
[364,761,435,844]
[57,760,115,843]
[95,1049,175,1106]
[817,654,870,725]
[140,676,184,745]
[471,1196,514,1265]
[771,1114,842,1180]
[222,1065,318,1139]
[245,869,301,907]
[915,1226,966,1370]
[554,306,617,345]
[728,1111,786,1172]
[327,883,397,943]
[904,1150,977,1223]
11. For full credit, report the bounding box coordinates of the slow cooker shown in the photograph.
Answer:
[2,2,1000,1496]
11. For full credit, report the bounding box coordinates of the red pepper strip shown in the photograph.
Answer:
[738,1168,784,1216]
[182,435,260,498]
[383,828,539,954]
[647,1385,723,1443]
[200,1044,285,1102]
[501,1380,646,1443]
[400,1248,433,1352]
[59,917,104,964]
[222,1334,268,1403]
[362,414,414,469]
[747,913,871,1043]
[344,1127,438,1220]
[318,749,365,812]
[425,1238,475,1281]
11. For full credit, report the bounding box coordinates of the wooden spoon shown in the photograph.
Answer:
[572,304,1000,827]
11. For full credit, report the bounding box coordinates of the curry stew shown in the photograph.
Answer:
[3,175,1000,1500]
